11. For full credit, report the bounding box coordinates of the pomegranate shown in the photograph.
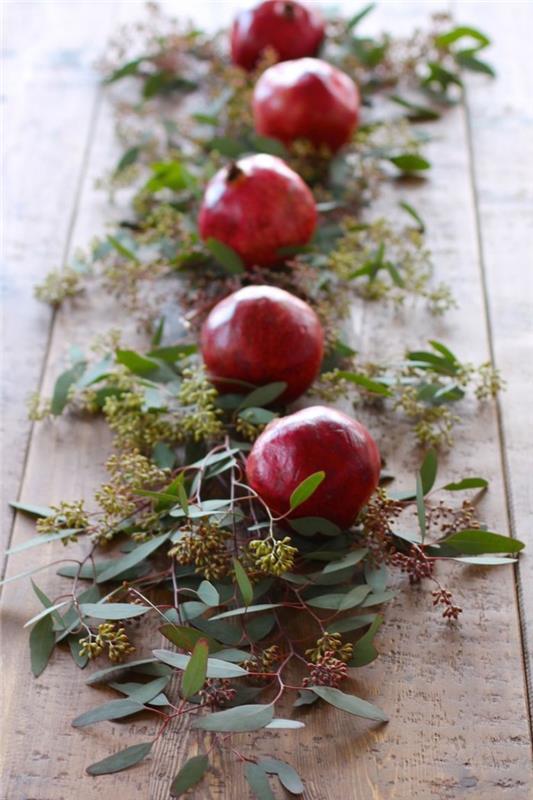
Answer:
[246,405,381,528]
[253,57,360,152]
[231,1,325,71]
[198,154,317,269]
[201,285,324,403]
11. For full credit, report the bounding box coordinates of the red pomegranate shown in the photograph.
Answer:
[231,1,325,71]
[246,406,381,528]
[253,57,360,152]
[198,154,317,269]
[201,285,324,403]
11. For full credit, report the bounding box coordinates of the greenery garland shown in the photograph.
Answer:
[7,4,522,797]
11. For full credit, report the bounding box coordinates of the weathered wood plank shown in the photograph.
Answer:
[0,1,116,558]
[1,3,531,799]
[459,0,533,716]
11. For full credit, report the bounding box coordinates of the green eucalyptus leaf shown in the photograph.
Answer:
[245,763,275,800]
[310,686,388,721]
[321,548,368,574]
[349,615,383,667]
[294,689,319,707]
[79,602,150,620]
[234,558,254,606]
[399,200,425,231]
[153,649,248,678]
[420,449,438,494]
[388,154,431,172]
[328,613,378,634]
[335,371,392,396]
[209,603,282,621]
[182,639,209,699]
[9,501,53,518]
[289,517,341,537]
[240,382,287,409]
[260,757,305,795]
[86,742,153,776]
[416,472,426,538]
[96,532,170,583]
[442,477,488,491]
[152,442,176,469]
[308,585,371,611]
[170,754,209,797]
[205,238,245,274]
[159,623,221,652]
[439,529,524,555]
[290,471,325,510]
[72,698,144,727]
[86,658,168,685]
[197,580,220,607]
[29,611,55,677]
[193,704,273,732]
[51,361,86,415]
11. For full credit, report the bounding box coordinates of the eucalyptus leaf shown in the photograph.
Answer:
[72,698,144,727]
[234,558,254,606]
[209,603,282,621]
[96,533,170,583]
[349,615,383,667]
[51,361,86,415]
[265,718,305,729]
[321,548,368,574]
[193,704,273,732]
[205,237,245,274]
[240,382,287,409]
[86,742,153,776]
[197,580,220,607]
[170,754,209,797]
[260,757,305,795]
[419,449,438,494]
[182,639,209,699]
[308,585,371,611]
[245,763,275,800]
[159,623,221,652]
[311,686,388,721]
[442,477,488,491]
[388,154,430,172]
[79,602,151,620]
[86,658,166,685]
[29,612,55,677]
[153,649,248,678]
[290,471,325,510]
[439,529,524,555]
[9,501,53,518]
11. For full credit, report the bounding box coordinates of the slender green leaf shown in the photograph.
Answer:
[388,154,431,172]
[416,472,426,539]
[265,719,305,729]
[72,698,143,727]
[420,449,438,494]
[328,613,378,634]
[335,371,392,396]
[308,585,371,611]
[24,599,70,628]
[455,53,495,76]
[6,528,82,554]
[182,639,209,699]
[439,529,525,555]
[9,501,53,518]
[453,555,517,565]
[234,558,254,606]
[104,56,145,84]
[86,658,166,685]
[346,3,375,31]
[442,477,488,491]
[79,602,150,620]
[364,563,388,593]
[399,200,426,231]
[152,442,176,469]
[290,471,325,510]
[86,742,153,776]
[170,754,209,797]
[311,686,388,721]
[349,615,383,667]
[209,603,282,621]
[321,548,368,574]
[205,238,245,274]
[115,145,140,174]
[435,26,490,49]
[159,623,221,652]
[115,349,158,375]
[153,649,248,678]
[96,533,170,584]
[240,382,287,409]
[289,517,341,537]
[29,612,55,677]
[389,94,439,122]
[193,704,273,732]
[51,361,86,415]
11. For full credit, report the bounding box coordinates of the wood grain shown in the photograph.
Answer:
[458,0,533,717]
[1,2,532,799]
[0,1,115,558]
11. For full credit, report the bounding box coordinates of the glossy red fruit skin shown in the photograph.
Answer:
[201,285,324,404]
[253,57,360,152]
[246,406,381,528]
[198,154,317,269]
[231,1,325,72]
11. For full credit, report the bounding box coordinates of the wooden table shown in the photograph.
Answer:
[1,2,532,798]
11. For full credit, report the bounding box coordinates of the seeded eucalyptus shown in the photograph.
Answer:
[11,4,517,798]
